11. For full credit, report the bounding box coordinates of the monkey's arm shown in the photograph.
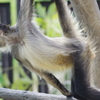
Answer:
[54,0,80,38]
[20,59,72,97]
[33,70,71,96]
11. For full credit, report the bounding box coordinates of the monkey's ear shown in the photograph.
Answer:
[0,23,10,34]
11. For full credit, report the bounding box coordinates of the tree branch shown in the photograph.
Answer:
[0,88,76,100]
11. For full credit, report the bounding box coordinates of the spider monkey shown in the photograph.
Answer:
[0,0,80,97]
[0,0,100,100]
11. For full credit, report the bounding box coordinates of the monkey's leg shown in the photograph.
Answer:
[32,68,72,97]
[18,59,72,98]
[72,51,100,100]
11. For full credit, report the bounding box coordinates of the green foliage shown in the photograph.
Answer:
[0,60,32,90]
[11,60,32,90]
[0,67,10,87]
[35,3,62,37]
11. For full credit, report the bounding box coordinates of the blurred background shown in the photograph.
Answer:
[0,0,100,100]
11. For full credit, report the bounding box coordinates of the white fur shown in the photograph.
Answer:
[17,23,74,72]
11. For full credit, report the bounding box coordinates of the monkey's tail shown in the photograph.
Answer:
[54,0,82,39]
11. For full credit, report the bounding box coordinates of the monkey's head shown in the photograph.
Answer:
[0,23,23,48]
[0,23,10,47]
[0,23,10,34]
[0,23,15,47]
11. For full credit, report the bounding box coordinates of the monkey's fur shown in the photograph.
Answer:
[0,0,100,100]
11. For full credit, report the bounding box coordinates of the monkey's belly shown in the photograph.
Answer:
[28,54,73,72]
[20,49,73,72]
[55,54,73,69]
[19,41,73,72]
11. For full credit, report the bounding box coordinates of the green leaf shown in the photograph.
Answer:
[3,74,10,87]
[47,3,56,18]
[36,3,46,18]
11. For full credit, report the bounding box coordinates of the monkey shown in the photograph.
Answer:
[0,0,99,100]
[0,0,81,98]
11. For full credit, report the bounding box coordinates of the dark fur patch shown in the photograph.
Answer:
[0,23,10,33]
